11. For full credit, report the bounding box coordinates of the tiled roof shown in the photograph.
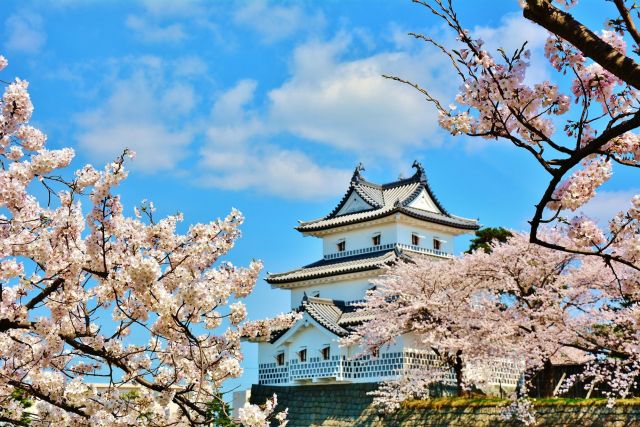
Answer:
[338,309,374,326]
[266,249,400,285]
[296,161,479,232]
[270,296,374,342]
[302,297,350,335]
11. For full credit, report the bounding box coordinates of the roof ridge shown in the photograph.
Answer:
[295,161,479,232]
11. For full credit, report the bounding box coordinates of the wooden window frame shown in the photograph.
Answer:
[433,238,441,251]
[321,346,331,360]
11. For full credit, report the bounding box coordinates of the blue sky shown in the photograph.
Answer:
[2,0,631,391]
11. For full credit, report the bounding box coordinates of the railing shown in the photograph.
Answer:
[323,243,453,260]
[323,243,395,260]
[289,356,344,382]
[396,243,453,258]
[258,350,522,387]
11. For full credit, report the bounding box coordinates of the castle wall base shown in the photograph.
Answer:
[249,384,640,427]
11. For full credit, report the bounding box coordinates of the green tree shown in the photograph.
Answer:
[206,395,235,427]
[466,227,513,254]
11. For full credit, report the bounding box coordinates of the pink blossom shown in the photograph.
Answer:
[548,159,612,211]
[0,53,290,426]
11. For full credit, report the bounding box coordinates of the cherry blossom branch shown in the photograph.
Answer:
[523,0,640,89]
[613,0,640,50]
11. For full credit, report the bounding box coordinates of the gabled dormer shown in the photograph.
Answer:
[295,161,479,236]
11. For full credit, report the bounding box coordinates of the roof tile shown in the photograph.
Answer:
[296,162,478,232]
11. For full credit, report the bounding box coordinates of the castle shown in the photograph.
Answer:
[249,162,520,390]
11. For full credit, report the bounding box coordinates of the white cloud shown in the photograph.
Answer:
[75,68,196,172]
[75,10,554,200]
[77,123,192,171]
[233,0,324,44]
[201,80,351,199]
[473,13,550,84]
[268,37,447,156]
[173,56,208,77]
[200,145,350,200]
[580,189,639,224]
[197,33,460,198]
[125,15,187,43]
[4,12,46,54]
[138,0,206,18]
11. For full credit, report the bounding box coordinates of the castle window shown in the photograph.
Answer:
[298,348,307,362]
[411,233,420,246]
[276,351,285,366]
[372,233,381,246]
[433,238,441,251]
[321,345,331,360]
[337,239,346,252]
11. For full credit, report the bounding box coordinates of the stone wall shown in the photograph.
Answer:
[250,384,640,427]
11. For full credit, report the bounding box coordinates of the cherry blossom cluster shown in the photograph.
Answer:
[238,394,288,427]
[398,0,640,279]
[500,398,536,426]
[347,231,640,418]
[0,54,296,425]
[547,159,612,211]
[240,312,303,340]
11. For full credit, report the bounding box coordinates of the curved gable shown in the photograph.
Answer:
[406,189,441,213]
[335,191,375,216]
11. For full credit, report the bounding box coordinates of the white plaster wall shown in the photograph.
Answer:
[321,222,457,256]
[258,319,346,365]
[322,223,397,256]
[344,335,406,360]
[258,341,287,365]
[396,223,455,253]
[287,323,342,361]
[290,277,376,307]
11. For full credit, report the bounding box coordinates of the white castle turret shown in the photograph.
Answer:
[251,162,522,388]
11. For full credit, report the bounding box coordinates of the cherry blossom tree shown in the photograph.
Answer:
[346,232,640,410]
[389,0,640,273]
[0,55,298,426]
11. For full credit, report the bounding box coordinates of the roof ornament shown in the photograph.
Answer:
[412,160,427,183]
[351,162,365,183]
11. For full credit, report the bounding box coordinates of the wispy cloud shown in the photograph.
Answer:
[201,80,350,199]
[233,0,325,44]
[71,8,552,201]
[473,13,551,84]
[268,35,447,157]
[125,15,187,43]
[74,60,197,171]
[4,11,46,54]
[580,189,639,224]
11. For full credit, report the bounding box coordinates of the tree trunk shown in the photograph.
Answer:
[454,350,464,397]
